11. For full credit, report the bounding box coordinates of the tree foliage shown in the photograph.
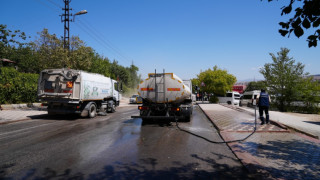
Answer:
[245,81,267,92]
[260,47,320,112]
[194,66,237,96]
[294,76,320,113]
[0,67,38,104]
[265,0,320,47]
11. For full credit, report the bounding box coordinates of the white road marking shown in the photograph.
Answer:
[0,122,59,137]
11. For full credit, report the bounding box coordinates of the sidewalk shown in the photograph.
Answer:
[237,105,320,139]
[0,103,47,124]
[0,97,135,124]
[198,103,320,180]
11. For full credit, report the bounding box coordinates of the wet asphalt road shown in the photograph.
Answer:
[0,105,251,179]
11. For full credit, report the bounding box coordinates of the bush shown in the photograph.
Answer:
[287,105,320,114]
[0,67,38,104]
[209,95,219,103]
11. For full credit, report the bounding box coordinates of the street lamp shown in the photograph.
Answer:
[73,10,87,21]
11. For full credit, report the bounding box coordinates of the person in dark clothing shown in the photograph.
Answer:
[256,89,271,125]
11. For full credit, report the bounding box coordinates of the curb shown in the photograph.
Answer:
[0,103,42,110]
[196,104,221,132]
[283,125,319,139]
[0,118,31,125]
[195,103,257,178]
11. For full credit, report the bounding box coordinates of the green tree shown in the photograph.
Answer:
[191,78,200,92]
[196,66,237,96]
[265,0,320,47]
[295,76,320,113]
[30,29,96,72]
[0,24,28,47]
[13,46,40,73]
[245,81,267,92]
[127,63,140,89]
[260,47,308,112]
[0,67,38,104]
[68,36,94,71]
[31,28,67,70]
[89,55,111,77]
[0,24,34,70]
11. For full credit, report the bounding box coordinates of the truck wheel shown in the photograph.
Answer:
[184,115,191,122]
[88,104,97,118]
[48,111,56,116]
[108,102,116,113]
[111,104,116,113]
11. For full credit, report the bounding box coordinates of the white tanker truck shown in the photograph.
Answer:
[131,71,194,122]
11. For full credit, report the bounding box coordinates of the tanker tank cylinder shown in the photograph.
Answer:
[137,73,191,104]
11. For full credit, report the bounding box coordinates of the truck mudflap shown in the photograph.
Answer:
[131,115,185,120]
[132,103,193,122]
[48,108,81,115]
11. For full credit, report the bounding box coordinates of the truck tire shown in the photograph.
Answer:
[48,111,56,116]
[184,115,191,122]
[111,103,116,113]
[108,101,116,113]
[88,103,97,118]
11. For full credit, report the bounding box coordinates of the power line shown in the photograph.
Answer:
[76,19,132,64]
[80,18,132,62]
[74,18,145,72]
[45,0,63,9]
[34,0,60,13]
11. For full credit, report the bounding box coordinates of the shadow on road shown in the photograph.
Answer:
[1,156,255,180]
[27,114,80,121]
[304,121,320,126]
[231,139,320,179]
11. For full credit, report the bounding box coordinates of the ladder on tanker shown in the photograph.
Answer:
[155,69,166,103]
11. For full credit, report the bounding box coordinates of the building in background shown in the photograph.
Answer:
[232,82,247,94]
[310,74,320,83]
[0,58,16,67]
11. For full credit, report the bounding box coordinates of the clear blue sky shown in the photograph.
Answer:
[1,0,319,81]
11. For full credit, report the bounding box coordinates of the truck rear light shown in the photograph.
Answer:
[171,107,180,112]
[138,106,149,110]
[67,81,73,88]
[63,90,73,93]
[44,89,54,93]
[41,103,48,106]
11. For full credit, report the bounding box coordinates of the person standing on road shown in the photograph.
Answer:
[256,89,271,125]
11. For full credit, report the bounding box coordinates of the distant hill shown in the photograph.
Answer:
[237,78,263,83]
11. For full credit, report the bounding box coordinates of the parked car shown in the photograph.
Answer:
[130,94,139,104]
[218,91,241,105]
[129,94,143,104]
[240,90,261,107]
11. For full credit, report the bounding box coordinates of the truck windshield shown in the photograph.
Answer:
[114,82,118,91]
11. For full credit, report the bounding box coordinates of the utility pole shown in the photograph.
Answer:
[60,1,87,51]
[60,0,72,50]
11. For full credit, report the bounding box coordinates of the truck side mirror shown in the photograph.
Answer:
[120,82,123,92]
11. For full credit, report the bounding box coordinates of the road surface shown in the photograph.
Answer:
[0,105,251,179]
